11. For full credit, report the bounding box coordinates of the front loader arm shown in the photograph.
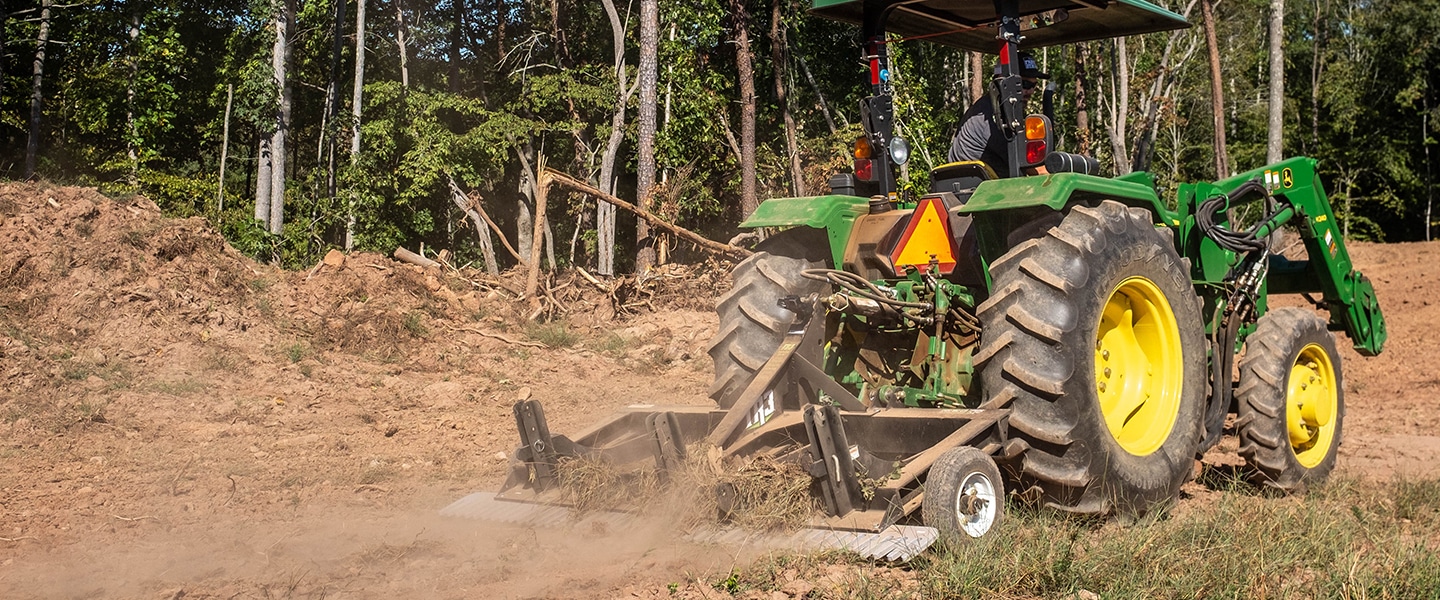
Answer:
[1198,158,1387,356]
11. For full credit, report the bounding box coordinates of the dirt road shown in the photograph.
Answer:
[0,183,1434,598]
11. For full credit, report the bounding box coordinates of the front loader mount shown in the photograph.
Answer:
[443,298,1014,561]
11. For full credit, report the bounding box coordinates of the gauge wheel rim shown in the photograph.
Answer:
[955,470,999,538]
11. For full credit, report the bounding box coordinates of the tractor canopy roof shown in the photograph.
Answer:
[809,0,1190,52]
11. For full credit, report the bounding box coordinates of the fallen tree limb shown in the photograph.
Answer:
[540,168,752,261]
[393,246,439,268]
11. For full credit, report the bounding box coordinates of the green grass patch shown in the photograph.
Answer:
[718,476,1440,599]
[403,312,429,338]
[524,320,579,348]
[151,378,207,396]
[284,341,308,363]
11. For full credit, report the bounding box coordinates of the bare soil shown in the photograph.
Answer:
[0,183,1435,599]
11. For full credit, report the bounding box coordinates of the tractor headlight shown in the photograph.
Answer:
[889,137,910,166]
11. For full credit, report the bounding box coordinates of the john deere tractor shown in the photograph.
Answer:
[454,0,1387,560]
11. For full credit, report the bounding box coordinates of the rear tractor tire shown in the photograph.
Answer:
[923,447,1005,542]
[707,228,830,409]
[976,200,1207,517]
[1237,308,1344,492]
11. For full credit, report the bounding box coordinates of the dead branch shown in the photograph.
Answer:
[541,168,752,261]
[527,167,551,312]
[441,323,546,348]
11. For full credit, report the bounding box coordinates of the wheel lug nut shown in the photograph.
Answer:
[1098,382,1107,392]
[1104,368,1112,378]
[1102,350,1110,360]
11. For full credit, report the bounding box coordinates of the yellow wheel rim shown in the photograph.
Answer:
[1287,344,1338,468]
[1095,276,1184,456]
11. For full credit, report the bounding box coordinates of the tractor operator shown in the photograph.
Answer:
[947,52,1049,178]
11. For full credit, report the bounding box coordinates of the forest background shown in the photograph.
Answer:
[1,0,1434,274]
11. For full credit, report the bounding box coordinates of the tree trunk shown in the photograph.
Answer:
[24,0,52,179]
[796,54,838,132]
[449,0,465,92]
[1075,43,1091,156]
[269,0,294,235]
[771,0,805,198]
[126,12,140,185]
[968,51,984,102]
[396,0,410,88]
[321,0,347,200]
[597,0,634,276]
[218,84,233,212]
[732,0,758,217]
[1202,0,1230,179]
[347,0,367,251]
[1106,38,1132,175]
[1426,81,1433,242]
[1309,0,1326,153]
[1267,0,1285,164]
[256,137,273,222]
[447,176,498,274]
[1130,0,1197,173]
[635,0,660,272]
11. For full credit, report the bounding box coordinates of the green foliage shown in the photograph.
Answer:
[11,0,1440,274]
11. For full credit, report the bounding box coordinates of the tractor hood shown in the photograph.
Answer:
[809,0,1190,52]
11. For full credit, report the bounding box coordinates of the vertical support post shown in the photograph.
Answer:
[995,0,1026,178]
[513,400,559,490]
[860,4,896,195]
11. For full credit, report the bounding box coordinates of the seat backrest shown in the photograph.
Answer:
[929,161,996,199]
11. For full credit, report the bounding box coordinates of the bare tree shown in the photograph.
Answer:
[968,51,984,102]
[24,0,52,179]
[597,0,637,276]
[256,138,273,222]
[125,12,140,185]
[319,0,348,200]
[218,84,233,212]
[635,0,659,272]
[347,0,368,250]
[395,0,410,88]
[1202,0,1231,178]
[1105,38,1133,175]
[1131,0,1199,173]
[1267,0,1284,164]
[771,0,805,197]
[732,0,758,216]
[1075,43,1092,156]
[268,0,295,235]
[448,0,465,92]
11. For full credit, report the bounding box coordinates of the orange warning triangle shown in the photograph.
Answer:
[889,197,957,274]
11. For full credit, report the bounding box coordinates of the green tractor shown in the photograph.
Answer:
[453,0,1387,559]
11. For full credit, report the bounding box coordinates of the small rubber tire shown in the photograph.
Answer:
[923,447,1005,542]
[706,228,830,409]
[975,200,1207,517]
[1236,307,1344,493]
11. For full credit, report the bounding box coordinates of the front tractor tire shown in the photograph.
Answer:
[1236,308,1344,492]
[707,228,829,409]
[976,201,1207,517]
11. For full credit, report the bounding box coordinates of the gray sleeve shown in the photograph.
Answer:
[948,112,992,163]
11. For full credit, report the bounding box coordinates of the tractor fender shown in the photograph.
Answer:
[741,195,871,268]
[956,172,1174,220]
[956,173,1180,270]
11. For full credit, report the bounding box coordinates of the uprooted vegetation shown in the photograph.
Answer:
[554,451,821,532]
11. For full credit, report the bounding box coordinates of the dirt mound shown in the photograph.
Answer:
[3,180,1437,598]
